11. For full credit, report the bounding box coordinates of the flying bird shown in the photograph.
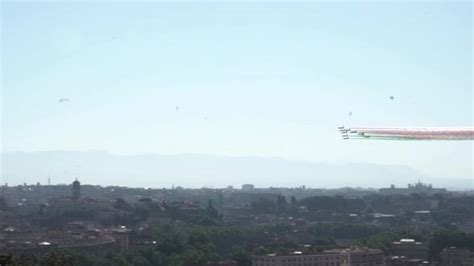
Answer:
[389,96,394,100]
[59,98,69,103]
[348,112,352,116]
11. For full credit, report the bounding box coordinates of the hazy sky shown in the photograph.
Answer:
[1,2,473,180]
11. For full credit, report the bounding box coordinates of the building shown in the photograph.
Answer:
[390,239,428,261]
[388,256,429,266]
[343,249,385,266]
[252,252,343,266]
[379,181,446,195]
[206,260,239,266]
[242,184,255,191]
[111,226,131,253]
[252,248,385,266]
[441,247,474,266]
[72,179,81,200]
[0,228,116,254]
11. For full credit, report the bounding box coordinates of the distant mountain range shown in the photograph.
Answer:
[0,151,472,190]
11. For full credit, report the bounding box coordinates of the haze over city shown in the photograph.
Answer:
[1,2,474,266]
[2,2,473,186]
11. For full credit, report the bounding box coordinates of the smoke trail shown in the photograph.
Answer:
[338,127,474,141]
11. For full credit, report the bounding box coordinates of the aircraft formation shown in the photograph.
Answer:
[338,126,474,141]
[340,95,473,141]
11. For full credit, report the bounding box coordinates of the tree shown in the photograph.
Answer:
[290,196,297,206]
[288,196,298,215]
[138,197,153,203]
[251,198,275,214]
[217,193,225,207]
[114,198,132,211]
[130,255,151,266]
[231,246,252,266]
[276,194,288,214]
[429,230,474,259]
[299,196,348,211]
[363,232,401,252]
[0,196,8,211]
[206,200,219,219]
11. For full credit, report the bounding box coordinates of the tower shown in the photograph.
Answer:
[72,179,81,200]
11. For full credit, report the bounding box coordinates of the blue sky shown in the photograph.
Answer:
[1,2,472,180]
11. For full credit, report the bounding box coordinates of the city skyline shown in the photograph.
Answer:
[1,150,472,190]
